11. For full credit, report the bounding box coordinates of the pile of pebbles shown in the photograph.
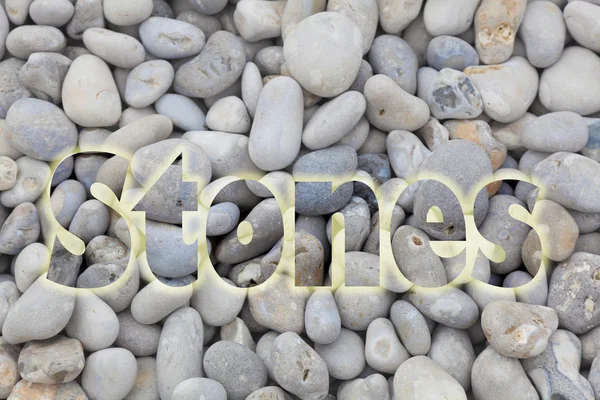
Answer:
[1,0,600,398]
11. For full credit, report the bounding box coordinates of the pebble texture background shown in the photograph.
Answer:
[0,0,598,399]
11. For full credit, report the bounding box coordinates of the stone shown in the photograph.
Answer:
[481,301,558,358]
[521,111,589,152]
[62,54,121,127]
[315,328,365,380]
[305,289,341,345]
[115,309,161,357]
[174,31,246,98]
[139,17,206,59]
[18,52,72,105]
[205,96,251,134]
[326,0,377,55]
[408,285,479,329]
[283,12,363,97]
[157,307,203,400]
[125,357,160,400]
[0,203,40,256]
[0,58,32,119]
[474,0,527,65]
[81,348,137,400]
[364,74,430,132]
[67,0,105,40]
[234,0,285,42]
[271,332,329,400]
[539,46,600,115]
[172,378,227,400]
[465,57,539,123]
[103,0,152,25]
[83,28,145,69]
[522,330,595,400]
[389,300,431,356]
[365,318,409,374]
[5,25,66,59]
[393,356,467,400]
[368,35,418,94]
[519,0,565,68]
[427,68,483,120]
[203,340,267,400]
[18,336,84,384]
[426,36,479,71]
[564,0,600,53]
[428,326,475,392]
[423,0,480,36]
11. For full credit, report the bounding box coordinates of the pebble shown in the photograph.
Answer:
[408,285,479,329]
[471,346,540,400]
[204,340,267,400]
[174,31,246,98]
[369,35,418,95]
[424,0,479,36]
[155,93,207,131]
[465,57,539,123]
[130,279,192,324]
[0,338,19,397]
[14,243,48,292]
[28,0,73,27]
[293,145,357,216]
[0,58,32,119]
[521,111,589,152]
[176,10,222,38]
[303,91,366,150]
[205,96,251,134]
[5,98,77,162]
[139,17,206,59]
[0,281,19,331]
[8,380,88,399]
[283,12,363,97]
[427,68,483,120]
[2,276,74,344]
[234,0,285,42]
[157,307,203,400]
[315,328,365,380]
[327,0,377,55]
[62,54,121,127]
[65,290,119,352]
[5,25,66,59]
[126,357,160,400]
[326,196,370,251]
[519,0,565,68]
[305,288,341,345]
[539,46,600,115]
[547,252,600,334]
[271,332,329,399]
[83,28,145,70]
[532,152,600,213]
[393,356,467,400]
[115,309,161,357]
[0,202,40,255]
[81,348,137,400]
[18,335,84,384]
[0,157,17,191]
[564,0,600,53]
[389,300,431,356]
[426,36,479,71]
[103,0,153,26]
[522,329,595,399]
[474,0,527,65]
[481,301,558,358]
[365,318,409,374]
[428,326,475,391]
[530,199,579,262]
[364,74,430,132]
[18,52,72,105]
[172,378,227,400]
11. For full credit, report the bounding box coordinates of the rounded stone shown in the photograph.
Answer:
[564,0,600,53]
[389,300,431,356]
[2,276,75,344]
[408,285,479,329]
[62,54,122,127]
[539,46,600,115]
[103,0,152,26]
[83,28,145,69]
[547,252,600,334]
[427,68,483,120]
[376,0,423,34]
[364,74,430,132]
[326,0,377,55]
[368,35,418,94]
[0,157,16,191]
[157,307,203,400]
[423,0,480,36]
[314,328,365,380]
[519,0,565,68]
[271,332,329,400]
[465,57,539,123]
[5,98,77,162]
[18,52,72,105]
[172,378,227,400]
[18,336,85,384]
[393,356,467,400]
[155,93,206,131]
[203,340,267,400]
[426,36,479,71]
[482,301,559,358]
[365,318,410,374]
[428,326,475,392]
[174,31,246,98]
[66,0,104,40]
[115,309,161,357]
[29,0,74,27]
[305,288,341,345]
[139,17,206,59]
[205,96,251,134]
[0,202,40,255]
[249,76,304,171]
[302,91,366,150]
[0,58,32,119]
[81,348,137,400]
[6,25,66,59]
[283,12,363,97]
[521,111,589,152]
